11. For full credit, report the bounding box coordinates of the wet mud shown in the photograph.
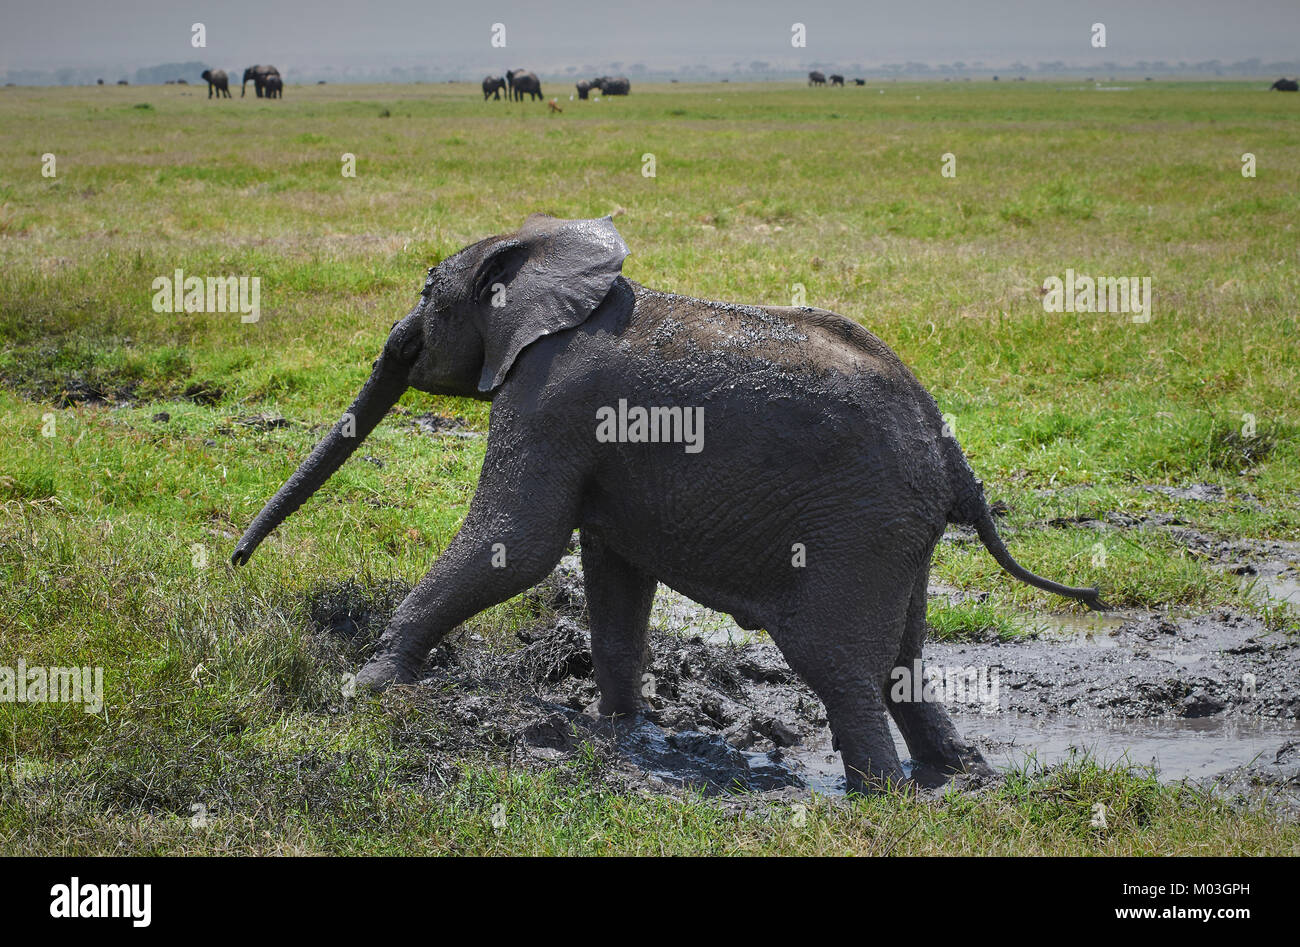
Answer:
[314,532,1299,808]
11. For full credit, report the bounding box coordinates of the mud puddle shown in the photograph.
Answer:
[319,552,1298,805]
[960,714,1300,780]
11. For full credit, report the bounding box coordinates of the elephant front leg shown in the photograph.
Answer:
[580,532,657,717]
[355,459,580,689]
[356,515,574,689]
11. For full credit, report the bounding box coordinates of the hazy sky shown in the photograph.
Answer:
[1,0,1296,72]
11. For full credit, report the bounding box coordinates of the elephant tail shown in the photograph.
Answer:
[947,453,1109,611]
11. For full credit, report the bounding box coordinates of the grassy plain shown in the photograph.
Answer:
[1,79,1297,853]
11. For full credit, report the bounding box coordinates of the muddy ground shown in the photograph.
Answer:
[313,511,1300,813]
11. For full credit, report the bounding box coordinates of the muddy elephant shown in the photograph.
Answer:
[593,76,630,95]
[808,71,826,86]
[242,64,281,97]
[829,74,845,87]
[1270,78,1298,91]
[506,69,542,101]
[201,69,230,98]
[483,75,506,100]
[232,214,1106,795]
[264,74,283,98]
[576,79,592,99]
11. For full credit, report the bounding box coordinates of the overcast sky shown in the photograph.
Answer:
[1,0,1295,73]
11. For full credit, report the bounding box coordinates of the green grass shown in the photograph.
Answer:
[1,80,1298,854]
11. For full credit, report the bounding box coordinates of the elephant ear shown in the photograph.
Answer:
[475,214,629,392]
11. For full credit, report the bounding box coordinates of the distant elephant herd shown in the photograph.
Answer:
[196,65,283,100]
[808,71,865,87]
[121,67,1300,103]
[482,71,631,102]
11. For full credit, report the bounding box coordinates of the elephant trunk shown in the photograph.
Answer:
[231,354,410,566]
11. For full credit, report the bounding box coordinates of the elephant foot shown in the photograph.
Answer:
[355,652,421,691]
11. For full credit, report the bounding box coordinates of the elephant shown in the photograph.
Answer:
[595,76,630,95]
[242,64,281,97]
[264,74,283,98]
[829,74,845,87]
[808,71,826,86]
[505,69,542,101]
[201,69,230,98]
[231,214,1106,795]
[483,75,506,100]
[853,78,866,86]
[116,79,129,85]
[576,79,592,99]
[1270,78,1298,91]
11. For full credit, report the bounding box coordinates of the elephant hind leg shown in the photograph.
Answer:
[885,564,995,777]
[581,532,657,717]
[770,606,909,795]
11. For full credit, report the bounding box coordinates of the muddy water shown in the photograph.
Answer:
[324,543,1298,802]
[772,715,1300,795]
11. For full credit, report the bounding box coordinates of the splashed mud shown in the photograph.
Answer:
[315,547,1299,807]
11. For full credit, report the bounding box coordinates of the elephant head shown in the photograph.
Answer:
[231,215,629,565]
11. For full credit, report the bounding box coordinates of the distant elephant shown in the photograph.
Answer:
[264,74,283,98]
[116,79,128,85]
[482,75,506,100]
[853,78,866,86]
[242,65,281,97]
[595,76,630,95]
[201,69,230,98]
[506,69,542,101]
[576,79,592,99]
[232,214,1107,795]
[829,74,845,86]
[1270,78,1298,91]
[96,78,104,85]
[808,71,826,86]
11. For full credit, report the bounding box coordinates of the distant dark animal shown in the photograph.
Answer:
[852,78,865,86]
[808,71,826,86]
[317,80,327,85]
[263,74,283,98]
[117,80,128,85]
[506,69,542,102]
[576,79,592,99]
[201,69,230,98]
[595,76,630,96]
[829,74,845,86]
[1270,78,1298,91]
[176,79,188,85]
[96,78,104,85]
[482,75,506,100]
[992,75,999,81]
[242,65,280,97]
